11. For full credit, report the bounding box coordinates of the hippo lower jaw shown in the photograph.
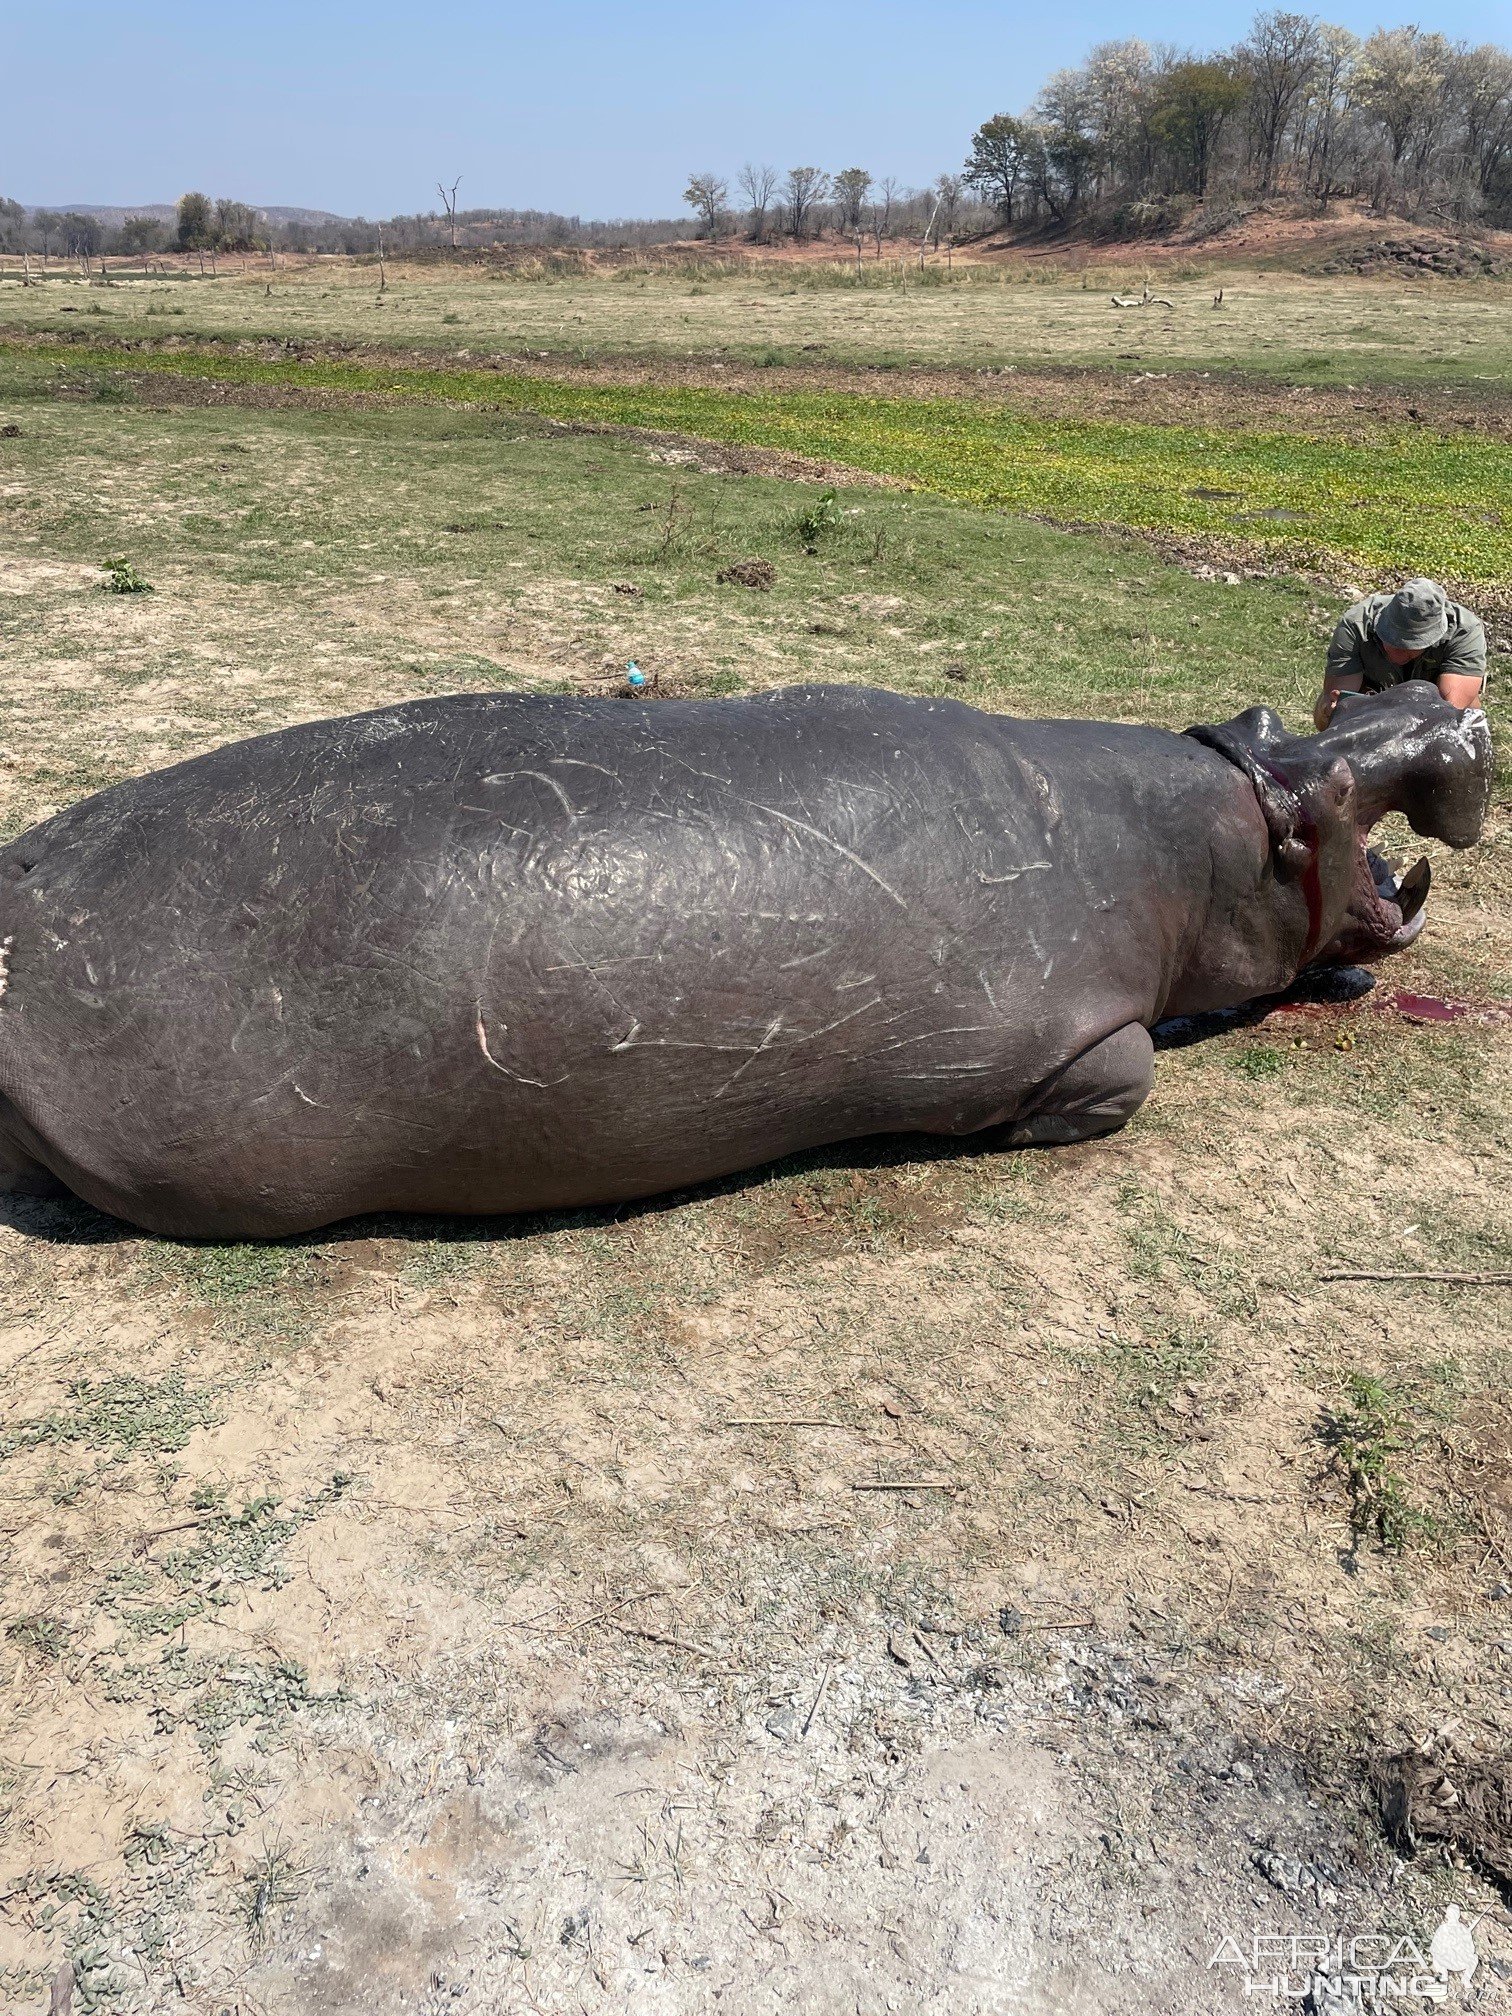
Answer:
[1324,839,1432,965]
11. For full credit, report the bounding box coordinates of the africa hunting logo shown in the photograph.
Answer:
[1208,1905,1480,2002]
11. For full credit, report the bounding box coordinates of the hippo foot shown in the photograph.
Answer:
[1006,1024,1156,1147]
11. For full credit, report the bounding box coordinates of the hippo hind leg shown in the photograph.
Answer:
[1007,1024,1155,1148]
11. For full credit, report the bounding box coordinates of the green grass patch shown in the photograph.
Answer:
[9,338,1508,593]
[1227,1043,1287,1079]
[6,1613,71,1660]
[142,1242,304,1304]
[0,1373,218,1459]
[103,1474,353,1641]
[1321,1371,1441,1553]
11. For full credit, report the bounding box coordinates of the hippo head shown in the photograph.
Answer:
[1186,685,1492,969]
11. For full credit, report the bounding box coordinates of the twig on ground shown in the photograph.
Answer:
[557,1588,658,1635]
[851,1479,962,1493]
[1319,1270,1512,1285]
[722,1417,850,1428]
[133,1514,219,1553]
[802,1661,833,1735]
[606,1622,723,1661]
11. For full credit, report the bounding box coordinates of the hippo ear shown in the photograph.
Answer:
[1184,721,1308,879]
[1224,705,1289,750]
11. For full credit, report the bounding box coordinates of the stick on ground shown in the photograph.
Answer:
[606,1622,723,1660]
[802,1661,833,1736]
[1319,1270,1512,1286]
[851,1480,962,1493]
[722,1418,851,1428]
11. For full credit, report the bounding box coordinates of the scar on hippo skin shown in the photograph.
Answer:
[1012,752,1062,834]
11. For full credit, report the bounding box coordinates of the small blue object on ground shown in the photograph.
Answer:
[625,661,647,691]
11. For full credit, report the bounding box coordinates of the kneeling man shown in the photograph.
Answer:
[1315,578,1486,730]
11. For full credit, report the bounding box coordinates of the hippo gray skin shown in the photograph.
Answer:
[0,682,1491,1238]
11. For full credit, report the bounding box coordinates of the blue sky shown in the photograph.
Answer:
[9,0,1510,219]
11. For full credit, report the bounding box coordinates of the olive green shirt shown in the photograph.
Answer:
[1327,593,1487,693]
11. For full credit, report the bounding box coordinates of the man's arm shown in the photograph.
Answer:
[1437,610,1487,711]
[1438,670,1485,710]
[1316,612,1367,730]
[1315,668,1363,731]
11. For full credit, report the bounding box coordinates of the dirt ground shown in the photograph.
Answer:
[4,970,1511,2014]
[1,319,1511,2016]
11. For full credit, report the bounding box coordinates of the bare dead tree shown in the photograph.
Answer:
[868,175,899,257]
[437,176,462,250]
[738,162,778,241]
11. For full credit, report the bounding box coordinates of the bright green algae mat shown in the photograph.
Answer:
[7,337,1511,594]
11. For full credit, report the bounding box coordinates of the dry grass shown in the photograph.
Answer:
[3,258,1512,390]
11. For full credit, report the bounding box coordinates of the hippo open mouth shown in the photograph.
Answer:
[1343,841,1432,962]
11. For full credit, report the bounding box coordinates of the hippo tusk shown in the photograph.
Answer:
[1395,857,1431,927]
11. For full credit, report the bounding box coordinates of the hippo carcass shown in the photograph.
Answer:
[0,683,1490,1238]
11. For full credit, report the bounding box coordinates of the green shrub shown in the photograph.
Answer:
[792,487,844,553]
[102,556,152,594]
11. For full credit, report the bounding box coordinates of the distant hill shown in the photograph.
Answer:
[25,203,345,227]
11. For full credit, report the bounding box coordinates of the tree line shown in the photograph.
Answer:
[680,168,990,246]
[683,14,1512,243]
[962,12,1512,231]
[0,192,710,261]
[0,193,269,262]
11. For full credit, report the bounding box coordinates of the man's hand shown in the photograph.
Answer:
[1314,672,1364,732]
